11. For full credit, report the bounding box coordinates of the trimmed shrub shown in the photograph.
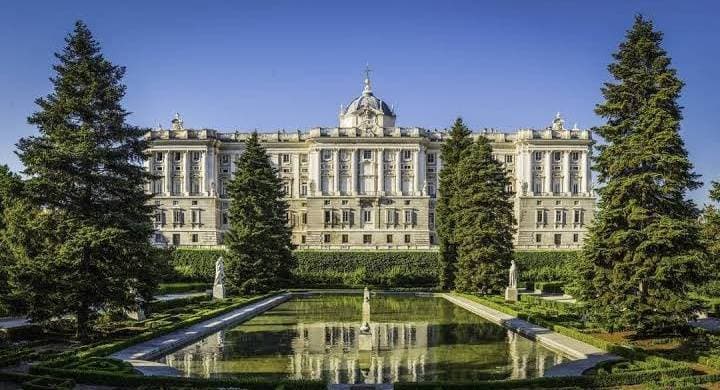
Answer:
[514,251,580,283]
[146,294,211,314]
[170,248,227,282]
[157,282,210,294]
[533,281,565,294]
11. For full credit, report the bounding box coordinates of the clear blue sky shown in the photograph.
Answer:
[1,1,718,203]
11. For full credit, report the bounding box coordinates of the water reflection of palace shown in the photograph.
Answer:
[160,296,566,384]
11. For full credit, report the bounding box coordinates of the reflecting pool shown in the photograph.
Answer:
[158,294,568,384]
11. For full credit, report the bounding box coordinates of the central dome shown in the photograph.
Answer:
[339,73,396,128]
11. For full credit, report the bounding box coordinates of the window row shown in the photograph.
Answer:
[533,151,582,162]
[535,209,584,225]
[322,209,418,226]
[154,151,203,163]
[154,209,203,227]
[534,233,580,245]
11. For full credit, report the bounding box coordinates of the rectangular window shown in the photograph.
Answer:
[363,209,372,223]
[427,153,435,164]
[154,210,166,226]
[172,234,180,246]
[191,234,198,243]
[554,234,562,246]
[571,151,579,161]
[405,210,416,225]
[342,210,351,224]
[363,234,372,244]
[172,178,182,194]
[535,233,542,243]
[404,234,411,244]
[323,234,331,243]
[386,209,396,224]
[301,235,306,244]
[555,209,566,224]
[573,233,579,243]
[221,154,230,164]
[155,152,164,162]
[191,177,201,194]
[429,234,435,245]
[222,212,228,225]
[283,182,291,196]
[552,179,561,193]
[152,179,163,194]
[534,151,543,161]
[536,209,545,224]
[282,154,290,163]
[322,150,332,160]
[302,212,307,225]
[429,212,435,226]
[505,155,514,163]
[324,210,332,224]
[386,234,393,244]
[173,210,184,226]
[574,209,584,225]
[342,234,348,244]
[192,151,201,161]
[403,150,412,160]
[174,152,182,162]
[300,154,308,163]
[553,151,562,162]
[363,150,372,160]
[428,183,436,197]
[300,182,308,197]
[191,209,201,225]
[572,181,579,194]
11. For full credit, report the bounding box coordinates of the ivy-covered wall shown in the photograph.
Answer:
[167,249,581,288]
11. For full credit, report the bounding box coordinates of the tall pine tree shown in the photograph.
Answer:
[453,137,515,293]
[578,16,706,336]
[699,181,720,290]
[436,118,473,290]
[225,132,294,294]
[9,21,163,339]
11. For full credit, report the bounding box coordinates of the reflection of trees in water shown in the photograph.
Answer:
[159,296,566,383]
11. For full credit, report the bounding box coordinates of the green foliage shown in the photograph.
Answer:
[157,282,210,294]
[393,366,693,389]
[579,15,707,336]
[293,250,439,288]
[169,248,226,282]
[18,375,75,390]
[146,294,210,313]
[4,21,168,340]
[513,251,580,283]
[225,132,295,294]
[436,117,473,290]
[532,281,565,294]
[452,137,515,294]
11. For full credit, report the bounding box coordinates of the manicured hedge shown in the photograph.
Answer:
[514,251,581,283]
[146,294,210,313]
[157,282,210,294]
[533,281,565,294]
[394,366,693,389]
[168,249,582,288]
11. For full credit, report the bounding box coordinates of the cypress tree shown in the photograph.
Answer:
[701,181,720,270]
[0,166,23,315]
[9,21,163,340]
[436,118,473,290]
[225,132,294,294]
[578,16,706,336]
[453,137,515,293]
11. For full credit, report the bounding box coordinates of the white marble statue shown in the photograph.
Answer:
[213,257,226,300]
[214,257,225,286]
[509,260,518,289]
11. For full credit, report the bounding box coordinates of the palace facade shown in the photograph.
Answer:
[145,76,595,250]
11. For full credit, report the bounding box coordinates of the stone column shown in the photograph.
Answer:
[350,149,358,195]
[581,150,589,195]
[315,149,323,195]
[543,150,551,195]
[333,149,340,195]
[563,151,570,195]
[525,149,532,195]
[376,148,384,195]
[293,153,301,199]
[395,149,402,195]
[200,150,206,196]
[184,151,191,195]
[164,151,172,195]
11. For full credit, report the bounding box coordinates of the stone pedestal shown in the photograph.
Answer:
[213,284,226,300]
[505,287,518,303]
[127,305,146,321]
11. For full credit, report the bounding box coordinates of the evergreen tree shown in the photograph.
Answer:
[453,137,515,293]
[9,21,163,340]
[225,132,294,294]
[436,118,473,290]
[578,16,706,336]
[700,181,720,272]
[0,166,23,315]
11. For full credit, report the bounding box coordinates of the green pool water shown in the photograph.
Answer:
[158,294,568,384]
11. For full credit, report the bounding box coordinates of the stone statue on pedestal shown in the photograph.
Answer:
[126,287,146,321]
[505,260,519,302]
[213,257,226,300]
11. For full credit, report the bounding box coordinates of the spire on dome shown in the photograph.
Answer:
[362,63,373,96]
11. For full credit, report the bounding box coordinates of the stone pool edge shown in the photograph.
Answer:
[439,293,621,377]
[110,292,292,376]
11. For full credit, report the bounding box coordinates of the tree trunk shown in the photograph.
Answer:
[76,305,89,342]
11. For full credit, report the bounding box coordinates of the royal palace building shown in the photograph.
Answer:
[144,75,595,250]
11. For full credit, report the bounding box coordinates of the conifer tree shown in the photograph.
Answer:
[453,137,515,293]
[9,21,163,340]
[0,166,23,315]
[578,16,706,335]
[436,118,473,290]
[700,181,720,277]
[225,132,294,294]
